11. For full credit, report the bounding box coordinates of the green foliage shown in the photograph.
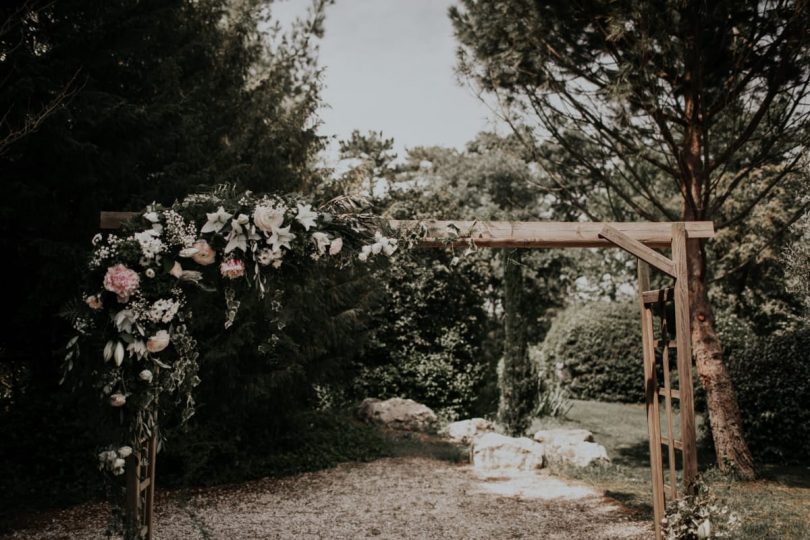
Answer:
[663,479,741,539]
[540,301,643,403]
[726,328,810,463]
[498,249,537,435]
[353,251,492,420]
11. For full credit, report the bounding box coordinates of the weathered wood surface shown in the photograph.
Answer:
[101,212,715,248]
[598,225,676,276]
[638,261,666,540]
[671,223,699,491]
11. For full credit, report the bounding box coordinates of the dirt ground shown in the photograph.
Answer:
[1,457,652,539]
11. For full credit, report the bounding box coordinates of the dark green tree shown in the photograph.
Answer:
[451,0,810,478]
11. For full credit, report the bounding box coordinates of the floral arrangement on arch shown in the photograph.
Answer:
[64,188,398,477]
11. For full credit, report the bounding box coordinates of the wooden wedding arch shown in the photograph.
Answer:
[102,213,714,540]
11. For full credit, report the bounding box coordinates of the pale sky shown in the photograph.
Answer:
[271,0,498,158]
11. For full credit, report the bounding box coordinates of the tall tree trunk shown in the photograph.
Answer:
[498,249,537,435]
[686,239,757,479]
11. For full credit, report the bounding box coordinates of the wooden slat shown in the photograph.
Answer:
[661,328,679,500]
[100,212,716,248]
[643,288,675,305]
[600,225,676,277]
[661,436,684,450]
[145,430,158,540]
[659,387,680,400]
[139,478,151,491]
[654,339,677,349]
[672,224,699,492]
[638,262,665,540]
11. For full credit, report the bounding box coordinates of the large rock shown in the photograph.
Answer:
[357,398,438,432]
[533,428,609,467]
[471,433,545,472]
[533,428,594,445]
[442,418,496,444]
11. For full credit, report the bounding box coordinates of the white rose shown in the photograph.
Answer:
[117,446,133,458]
[109,393,126,407]
[253,205,285,233]
[146,330,170,353]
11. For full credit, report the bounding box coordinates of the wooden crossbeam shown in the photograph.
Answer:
[598,225,677,277]
[100,212,714,249]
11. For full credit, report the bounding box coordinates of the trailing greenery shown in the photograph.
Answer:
[539,301,643,404]
[726,328,810,463]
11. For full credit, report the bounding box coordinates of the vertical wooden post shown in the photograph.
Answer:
[638,260,665,540]
[125,451,141,537]
[671,224,699,490]
[145,432,157,540]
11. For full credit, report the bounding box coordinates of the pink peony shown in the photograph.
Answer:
[103,264,140,303]
[191,239,216,265]
[220,259,245,279]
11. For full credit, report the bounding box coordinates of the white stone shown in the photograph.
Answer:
[533,428,594,445]
[357,397,438,432]
[533,428,609,467]
[471,433,545,472]
[442,418,496,444]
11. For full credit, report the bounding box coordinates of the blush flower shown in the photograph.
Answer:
[191,239,216,265]
[103,264,140,303]
[220,259,245,279]
[85,295,103,310]
[146,330,171,353]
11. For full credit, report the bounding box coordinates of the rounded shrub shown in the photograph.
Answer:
[539,301,643,403]
[726,328,810,462]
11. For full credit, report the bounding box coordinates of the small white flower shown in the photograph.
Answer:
[257,248,283,267]
[329,237,343,255]
[143,211,160,223]
[117,446,133,458]
[112,458,126,475]
[127,340,147,359]
[109,393,126,407]
[139,369,153,383]
[295,203,318,231]
[145,268,156,278]
[200,206,232,234]
[358,245,371,262]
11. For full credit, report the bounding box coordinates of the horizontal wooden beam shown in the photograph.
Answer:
[390,220,714,248]
[100,212,714,248]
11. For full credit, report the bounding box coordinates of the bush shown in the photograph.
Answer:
[539,301,643,403]
[353,252,494,420]
[726,327,810,462]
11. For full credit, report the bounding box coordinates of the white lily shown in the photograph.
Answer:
[268,226,296,251]
[103,340,115,362]
[295,203,318,231]
[224,214,251,253]
[114,342,125,367]
[200,206,232,234]
[179,247,200,258]
[311,232,331,255]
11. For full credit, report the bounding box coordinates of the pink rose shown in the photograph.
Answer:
[103,264,140,303]
[191,239,216,266]
[220,259,245,279]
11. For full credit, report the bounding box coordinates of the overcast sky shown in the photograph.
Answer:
[271,0,498,158]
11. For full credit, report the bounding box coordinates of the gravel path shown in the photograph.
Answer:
[2,457,652,539]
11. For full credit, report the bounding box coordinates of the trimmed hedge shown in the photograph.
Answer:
[539,301,644,403]
[726,328,810,463]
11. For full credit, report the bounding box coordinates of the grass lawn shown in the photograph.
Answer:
[530,400,810,539]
